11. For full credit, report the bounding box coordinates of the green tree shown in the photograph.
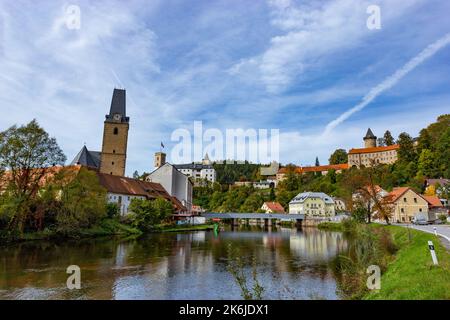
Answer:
[268,187,276,201]
[383,130,395,146]
[0,120,66,233]
[417,149,436,178]
[417,129,432,153]
[329,149,348,165]
[276,189,295,211]
[397,132,416,163]
[278,165,300,192]
[128,197,173,231]
[106,202,120,219]
[240,192,264,213]
[434,127,450,178]
[133,170,140,179]
[315,157,320,166]
[56,168,107,235]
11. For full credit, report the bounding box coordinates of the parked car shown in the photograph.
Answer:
[412,217,429,225]
[433,219,442,225]
[412,212,433,225]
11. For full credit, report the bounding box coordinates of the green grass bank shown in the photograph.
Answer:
[318,221,450,300]
[364,225,450,300]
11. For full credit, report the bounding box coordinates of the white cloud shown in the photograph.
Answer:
[323,32,450,136]
[231,0,423,93]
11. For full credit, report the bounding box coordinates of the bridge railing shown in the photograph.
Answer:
[201,212,304,220]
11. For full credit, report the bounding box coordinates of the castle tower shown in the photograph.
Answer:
[99,88,129,176]
[154,152,166,168]
[363,128,377,148]
[202,153,211,165]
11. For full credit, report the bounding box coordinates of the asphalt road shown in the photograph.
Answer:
[394,223,450,250]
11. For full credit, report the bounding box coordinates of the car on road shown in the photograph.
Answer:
[412,217,429,225]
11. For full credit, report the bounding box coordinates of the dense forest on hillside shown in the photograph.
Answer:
[194,114,450,213]
[212,161,261,184]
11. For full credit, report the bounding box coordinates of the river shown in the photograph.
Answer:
[0,226,350,300]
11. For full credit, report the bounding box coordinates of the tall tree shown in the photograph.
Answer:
[435,127,450,178]
[397,132,416,163]
[0,120,66,233]
[328,149,348,165]
[315,157,320,167]
[383,130,395,146]
[417,149,436,178]
[56,167,107,235]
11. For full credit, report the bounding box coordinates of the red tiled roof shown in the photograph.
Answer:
[278,163,349,174]
[0,165,83,191]
[388,187,411,202]
[1,165,187,212]
[263,202,285,213]
[97,172,187,212]
[348,144,399,155]
[422,195,443,208]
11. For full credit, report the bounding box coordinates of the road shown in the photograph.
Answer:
[394,223,450,250]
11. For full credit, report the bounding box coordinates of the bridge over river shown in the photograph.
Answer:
[201,212,305,226]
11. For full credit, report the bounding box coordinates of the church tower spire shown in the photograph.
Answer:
[99,88,129,176]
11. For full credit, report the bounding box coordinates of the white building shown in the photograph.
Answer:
[174,154,216,185]
[97,172,187,216]
[253,181,274,189]
[146,162,193,213]
[289,192,335,217]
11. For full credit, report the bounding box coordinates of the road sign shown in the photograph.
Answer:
[428,240,438,265]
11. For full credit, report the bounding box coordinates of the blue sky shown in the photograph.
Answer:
[0,0,449,176]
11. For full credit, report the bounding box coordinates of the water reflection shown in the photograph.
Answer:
[0,226,349,300]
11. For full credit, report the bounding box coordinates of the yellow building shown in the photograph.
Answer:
[388,187,429,223]
[289,192,335,217]
[348,128,399,168]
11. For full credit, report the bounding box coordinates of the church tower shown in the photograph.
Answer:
[363,128,377,148]
[99,89,129,176]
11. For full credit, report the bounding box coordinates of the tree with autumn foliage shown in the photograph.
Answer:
[0,120,66,234]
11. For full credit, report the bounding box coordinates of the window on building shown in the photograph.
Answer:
[401,208,404,213]
[113,127,118,135]
[403,198,407,202]
[419,208,422,212]
[414,198,417,203]
[112,161,114,165]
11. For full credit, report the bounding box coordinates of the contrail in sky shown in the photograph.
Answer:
[323,32,450,136]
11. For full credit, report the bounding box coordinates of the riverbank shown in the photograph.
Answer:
[364,224,450,300]
[317,221,344,231]
[318,221,450,299]
[0,219,142,243]
[0,220,215,244]
[152,223,215,233]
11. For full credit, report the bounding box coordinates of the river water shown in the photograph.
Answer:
[0,226,349,300]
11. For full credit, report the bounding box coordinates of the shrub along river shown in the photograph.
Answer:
[0,225,352,299]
